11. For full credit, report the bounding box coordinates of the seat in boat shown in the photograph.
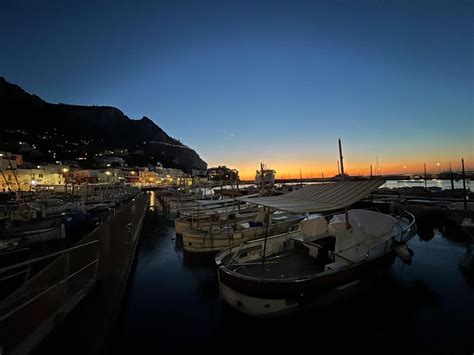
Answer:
[313,236,336,265]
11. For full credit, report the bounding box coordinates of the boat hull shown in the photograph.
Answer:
[183,219,301,253]
[175,210,258,236]
[218,252,396,316]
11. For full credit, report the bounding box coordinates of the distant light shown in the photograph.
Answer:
[31,180,37,185]
[62,168,69,173]
[0,153,3,157]
[105,171,111,176]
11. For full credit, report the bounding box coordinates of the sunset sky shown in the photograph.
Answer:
[1,0,472,179]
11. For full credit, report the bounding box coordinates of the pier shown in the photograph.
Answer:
[0,192,149,355]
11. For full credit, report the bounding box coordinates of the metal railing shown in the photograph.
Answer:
[0,236,100,353]
[364,210,416,260]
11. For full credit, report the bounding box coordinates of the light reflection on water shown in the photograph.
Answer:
[112,192,474,355]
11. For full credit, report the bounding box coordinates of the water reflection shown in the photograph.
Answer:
[113,192,474,355]
[459,243,474,288]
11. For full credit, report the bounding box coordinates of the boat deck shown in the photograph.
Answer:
[229,251,325,279]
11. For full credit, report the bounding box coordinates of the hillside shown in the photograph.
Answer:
[0,77,207,170]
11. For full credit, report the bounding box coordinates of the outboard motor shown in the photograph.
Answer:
[394,244,414,265]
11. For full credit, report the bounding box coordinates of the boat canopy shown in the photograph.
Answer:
[241,180,385,213]
[195,193,260,205]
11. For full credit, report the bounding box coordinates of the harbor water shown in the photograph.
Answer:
[112,192,474,355]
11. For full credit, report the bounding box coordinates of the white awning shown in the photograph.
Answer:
[241,180,385,213]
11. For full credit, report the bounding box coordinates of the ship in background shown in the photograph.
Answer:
[255,163,276,190]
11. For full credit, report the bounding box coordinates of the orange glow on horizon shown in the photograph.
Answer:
[220,158,474,181]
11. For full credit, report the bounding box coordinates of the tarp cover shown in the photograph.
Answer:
[241,180,385,213]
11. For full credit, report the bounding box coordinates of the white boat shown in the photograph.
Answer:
[255,163,276,188]
[215,180,417,316]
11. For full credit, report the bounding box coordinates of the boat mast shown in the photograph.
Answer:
[7,156,22,193]
[338,138,345,180]
[0,167,11,192]
[338,138,351,229]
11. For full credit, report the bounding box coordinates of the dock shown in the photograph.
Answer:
[0,192,149,355]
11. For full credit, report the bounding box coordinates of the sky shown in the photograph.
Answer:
[1,0,473,179]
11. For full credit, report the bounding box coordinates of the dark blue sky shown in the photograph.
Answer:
[1,0,472,177]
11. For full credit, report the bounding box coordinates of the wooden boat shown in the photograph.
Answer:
[215,180,417,316]
[1,217,66,248]
[161,193,235,220]
[216,208,416,316]
[175,205,260,235]
[182,211,304,253]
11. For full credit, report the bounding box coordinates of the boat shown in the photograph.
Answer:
[255,163,276,189]
[182,210,305,253]
[215,180,417,316]
[1,217,66,247]
[175,205,260,235]
[397,199,474,225]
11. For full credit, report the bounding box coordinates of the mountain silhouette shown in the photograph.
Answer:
[0,77,207,170]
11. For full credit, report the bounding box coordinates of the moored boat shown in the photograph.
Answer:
[182,211,304,253]
[175,205,260,235]
[215,180,417,316]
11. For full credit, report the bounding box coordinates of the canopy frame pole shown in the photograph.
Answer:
[261,207,270,276]
[449,163,455,194]
[226,199,232,249]
[424,163,427,190]
[462,158,467,210]
[345,207,351,230]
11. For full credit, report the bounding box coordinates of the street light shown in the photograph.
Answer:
[105,171,111,184]
[403,165,407,174]
[437,162,440,174]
